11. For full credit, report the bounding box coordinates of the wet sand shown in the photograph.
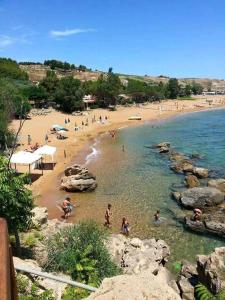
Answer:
[11,96,225,221]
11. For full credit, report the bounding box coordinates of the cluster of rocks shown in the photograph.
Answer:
[156,142,225,239]
[87,234,181,300]
[177,247,225,300]
[60,164,97,192]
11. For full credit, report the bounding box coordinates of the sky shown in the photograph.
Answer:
[0,0,225,78]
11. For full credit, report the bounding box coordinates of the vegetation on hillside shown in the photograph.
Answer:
[0,58,28,80]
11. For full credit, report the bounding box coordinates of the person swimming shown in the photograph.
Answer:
[192,208,202,222]
[121,217,130,235]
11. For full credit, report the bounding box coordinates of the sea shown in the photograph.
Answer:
[61,108,225,267]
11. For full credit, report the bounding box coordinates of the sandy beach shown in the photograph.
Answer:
[11,96,225,209]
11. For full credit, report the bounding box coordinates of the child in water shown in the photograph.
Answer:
[121,217,130,235]
[154,210,160,222]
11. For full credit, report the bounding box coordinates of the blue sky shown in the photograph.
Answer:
[0,0,224,78]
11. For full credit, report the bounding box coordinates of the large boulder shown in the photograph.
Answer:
[106,234,170,275]
[31,207,48,227]
[179,187,224,208]
[208,179,225,193]
[85,269,181,300]
[61,164,97,192]
[169,152,188,162]
[64,164,95,179]
[197,247,225,294]
[61,176,97,192]
[185,175,200,188]
[193,167,209,178]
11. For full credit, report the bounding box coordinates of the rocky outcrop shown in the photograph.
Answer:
[208,178,225,193]
[86,269,181,300]
[185,210,225,238]
[178,187,224,209]
[185,175,200,188]
[31,207,48,227]
[61,164,97,192]
[197,247,225,294]
[106,234,170,274]
[177,262,198,300]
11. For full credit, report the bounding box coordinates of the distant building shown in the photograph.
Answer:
[82,95,96,109]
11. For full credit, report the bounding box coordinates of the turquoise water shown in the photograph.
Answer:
[70,108,225,264]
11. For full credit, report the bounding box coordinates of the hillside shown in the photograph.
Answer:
[19,63,225,92]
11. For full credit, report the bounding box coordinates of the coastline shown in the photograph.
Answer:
[11,96,225,213]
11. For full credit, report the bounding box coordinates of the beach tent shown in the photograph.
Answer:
[34,145,56,162]
[10,151,42,173]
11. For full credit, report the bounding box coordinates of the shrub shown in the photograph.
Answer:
[16,274,55,300]
[195,283,225,300]
[44,221,121,285]
[62,286,90,300]
[24,234,37,248]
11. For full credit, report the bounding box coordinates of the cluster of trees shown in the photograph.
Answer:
[0,58,32,151]
[19,61,42,65]
[43,59,89,72]
[0,58,28,80]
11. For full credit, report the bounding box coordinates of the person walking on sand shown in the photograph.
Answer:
[121,217,130,235]
[28,134,32,145]
[45,133,48,144]
[104,204,112,228]
[122,145,125,152]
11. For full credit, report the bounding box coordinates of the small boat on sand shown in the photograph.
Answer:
[128,115,142,120]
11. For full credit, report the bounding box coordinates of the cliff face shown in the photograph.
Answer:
[20,63,225,91]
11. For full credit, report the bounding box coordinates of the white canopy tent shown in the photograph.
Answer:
[34,145,56,163]
[10,151,42,173]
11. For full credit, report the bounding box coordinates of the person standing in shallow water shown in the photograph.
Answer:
[121,217,130,235]
[28,134,32,145]
[104,204,112,228]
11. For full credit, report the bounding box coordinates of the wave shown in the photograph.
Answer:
[85,141,100,164]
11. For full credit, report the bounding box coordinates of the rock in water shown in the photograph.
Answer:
[155,142,171,148]
[193,167,209,178]
[61,164,97,192]
[171,160,194,174]
[180,187,224,208]
[208,178,225,193]
[185,175,200,188]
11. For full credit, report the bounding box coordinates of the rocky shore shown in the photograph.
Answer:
[15,207,225,299]
[156,141,225,239]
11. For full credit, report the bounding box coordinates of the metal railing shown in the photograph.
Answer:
[15,265,97,292]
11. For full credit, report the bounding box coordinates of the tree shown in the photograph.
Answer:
[166,78,180,99]
[40,71,59,101]
[54,76,84,112]
[0,156,34,255]
[184,84,192,96]
[94,69,122,107]
[191,81,203,95]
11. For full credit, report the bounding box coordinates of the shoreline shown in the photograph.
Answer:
[11,96,225,213]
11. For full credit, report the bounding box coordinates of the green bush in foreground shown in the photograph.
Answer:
[195,283,225,300]
[44,221,121,285]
